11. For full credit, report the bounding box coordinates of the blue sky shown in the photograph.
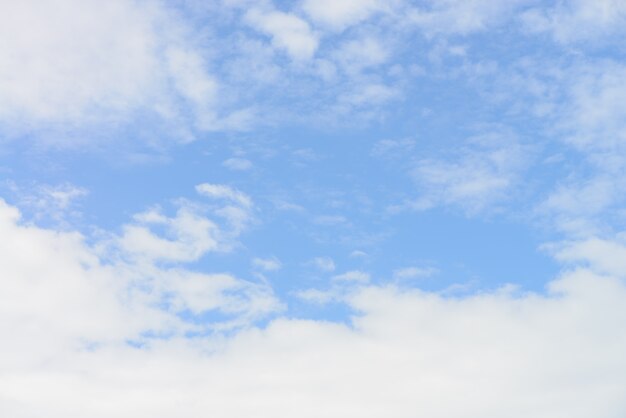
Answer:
[1,1,626,416]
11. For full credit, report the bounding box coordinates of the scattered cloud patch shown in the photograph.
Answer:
[408,131,530,214]
[301,0,387,31]
[522,0,626,43]
[245,8,319,61]
[393,266,438,280]
[310,256,336,272]
[222,157,253,171]
[333,270,370,283]
[252,256,283,272]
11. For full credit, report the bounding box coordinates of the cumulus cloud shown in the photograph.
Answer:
[245,8,319,61]
[548,237,626,278]
[119,184,255,262]
[0,0,247,143]
[2,234,626,417]
[119,205,221,263]
[0,196,279,361]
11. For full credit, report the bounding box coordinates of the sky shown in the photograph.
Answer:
[1,0,626,416]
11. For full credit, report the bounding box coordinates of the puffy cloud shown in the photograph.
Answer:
[350,250,368,258]
[196,183,253,208]
[0,198,274,363]
[252,256,283,272]
[0,180,274,348]
[0,0,243,143]
[119,205,221,263]
[5,182,88,225]
[537,175,620,237]
[119,184,254,262]
[549,237,626,278]
[300,0,387,31]
[0,0,161,124]
[245,9,319,61]
[524,61,626,237]
[2,242,626,417]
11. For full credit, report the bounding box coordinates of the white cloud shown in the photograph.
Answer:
[548,237,626,278]
[7,182,88,225]
[119,205,221,263]
[223,157,253,171]
[522,0,626,43]
[0,0,245,142]
[162,271,278,323]
[333,37,389,74]
[310,256,336,272]
[165,47,220,131]
[0,196,280,366]
[407,0,531,35]
[408,131,529,214]
[0,0,159,124]
[252,256,283,272]
[37,183,88,210]
[246,9,319,61]
[350,250,368,258]
[195,183,253,208]
[301,0,387,31]
[393,266,438,280]
[2,244,626,417]
[538,176,618,237]
[118,184,254,262]
[333,270,370,283]
[296,287,339,304]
